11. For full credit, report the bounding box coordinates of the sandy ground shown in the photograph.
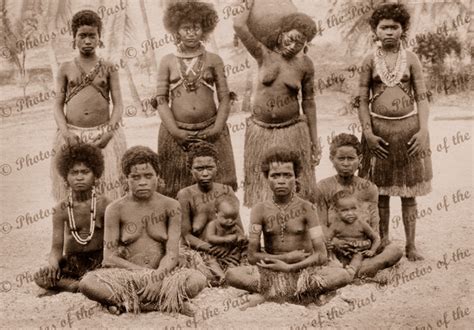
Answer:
[1,104,473,329]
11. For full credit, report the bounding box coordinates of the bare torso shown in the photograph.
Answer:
[62,59,111,127]
[259,197,313,254]
[331,220,368,242]
[252,50,308,124]
[61,197,107,255]
[114,194,175,269]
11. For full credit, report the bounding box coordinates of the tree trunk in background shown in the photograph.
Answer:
[139,0,158,81]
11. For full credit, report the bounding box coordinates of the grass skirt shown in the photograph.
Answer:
[89,248,209,314]
[359,114,432,197]
[258,265,327,304]
[157,118,237,198]
[50,123,127,201]
[243,116,316,207]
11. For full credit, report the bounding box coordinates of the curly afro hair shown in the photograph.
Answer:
[187,141,218,169]
[266,13,317,50]
[329,133,362,157]
[56,144,104,181]
[163,1,218,41]
[261,146,302,178]
[369,3,410,33]
[332,189,357,209]
[121,146,160,177]
[72,10,103,38]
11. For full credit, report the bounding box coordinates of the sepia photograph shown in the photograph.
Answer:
[0,0,472,328]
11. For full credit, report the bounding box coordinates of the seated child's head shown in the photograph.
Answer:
[57,144,104,192]
[215,195,240,228]
[333,190,359,224]
[261,146,302,196]
[188,142,218,189]
[329,133,362,177]
[122,146,160,199]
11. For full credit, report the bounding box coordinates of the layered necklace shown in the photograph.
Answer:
[67,186,97,245]
[374,45,407,87]
[271,193,295,242]
[176,44,206,92]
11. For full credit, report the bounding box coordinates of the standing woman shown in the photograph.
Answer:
[358,3,432,261]
[155,1,237,198]
[233,0,321,207]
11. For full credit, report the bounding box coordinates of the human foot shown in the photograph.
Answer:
[406,247,424,261]
[239,294,266,311]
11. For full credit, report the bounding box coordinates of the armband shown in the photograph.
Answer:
[249,224,262,235]
[309,226,324,240]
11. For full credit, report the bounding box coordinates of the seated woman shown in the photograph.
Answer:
[314,133,403,277]
[155,1,237,198]
[79,146,207,315]
[226,147,355,309]
[177,142,245,284]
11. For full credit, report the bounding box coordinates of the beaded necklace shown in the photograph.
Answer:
[67,186,97,245]
[271,193,295,242]
[374,45,407,87]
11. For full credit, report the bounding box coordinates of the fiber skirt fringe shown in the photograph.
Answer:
[359,115,432,197]
[243,116,316,207]
[157,120,237,198]
[50,123,127,201]
[90,267,200,314]
[258,265,326,303]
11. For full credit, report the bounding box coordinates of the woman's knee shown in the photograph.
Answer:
[185,271,207,298]
[401,197,416,207]
[34,271,51,289]
[379,195,390,208]
[78,273,99,298]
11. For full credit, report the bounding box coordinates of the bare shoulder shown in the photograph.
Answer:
[176,186,193,201]
[206,51,223,63]
[156,192,180,209]
[302,54,315,71]
[53,200,68,220]
[159,53,175,65]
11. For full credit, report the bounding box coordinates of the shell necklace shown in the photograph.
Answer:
[67,186,97,245]
[374,45,407,87]
[272,193,295,242]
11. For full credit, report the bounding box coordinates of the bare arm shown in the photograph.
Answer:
[108,62,123,128]
[357,55,389,159]
[408,52,430,156]
[156,56,178,133]
[178,190,212,252]
[49,205,65,265]
[314,185,329,234]
[247,204,290,264]
[53,63,78,144]
[154,202,181,279]
[205,221,234,245]
[301,57,320,164]
[212,55,230,132]
[288,203,327,272]
[232,0,264,62]
[102,203,145,270]
[360,221,380,254]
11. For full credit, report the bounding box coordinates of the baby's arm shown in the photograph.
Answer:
[205,221,236,245]
[360,221,381,257]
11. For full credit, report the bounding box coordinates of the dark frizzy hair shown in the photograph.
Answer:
[56,143,104,181]
[261,146,302,178]
[121,146,160,177]
[215,194,240,213]
[332,190,357,209]
[369,3,410,33]
[72,10,103,38]
[329,133,362,157]
[267,13,317,50]
[187,141,218,168]
[163,1,219,41]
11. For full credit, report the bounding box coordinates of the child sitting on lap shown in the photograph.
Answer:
[326,190,381,276]
[204,195,248,282]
